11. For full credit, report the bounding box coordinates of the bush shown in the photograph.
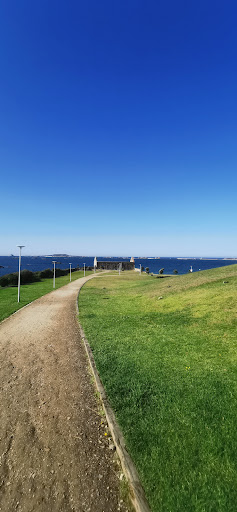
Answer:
[0,270,41,287]
[0,276,9,287]
[159,268,164,274]
[7,273,19,286]
[0,265,80,288]
[55,268,68,277]
[145,267,149,274]
[173,269,178,274]
[40,268,54,279]
[20,270,40,284]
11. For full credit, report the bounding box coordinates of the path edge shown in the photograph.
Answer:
[0,273,99,327]
[76,284,151,512]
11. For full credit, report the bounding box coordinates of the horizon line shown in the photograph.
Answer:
[1,254,237,260]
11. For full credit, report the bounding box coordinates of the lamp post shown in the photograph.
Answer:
[94,256,97,273]
[140,264,142,275]
[52,261,57,288]
[83,263,86,277]
[17,245,25,302]
[69,263,72,282]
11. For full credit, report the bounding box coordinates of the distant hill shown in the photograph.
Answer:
[45,254,69,257]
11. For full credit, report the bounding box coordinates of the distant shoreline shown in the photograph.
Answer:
[177,258,237,261]
[1,255,237,260]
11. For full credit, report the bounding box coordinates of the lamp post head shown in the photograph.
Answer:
[17,245,25,249]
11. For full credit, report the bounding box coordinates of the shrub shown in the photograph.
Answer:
[0,265,80,288]
[173,269,178,274]
[0,270,40,287]
[40,268,54,279]
[20,270,40,284]
[145,267,149,274]
[159,268,164,274]
[0,273,18,287]
[55,268,71,277]
[0,276,9,287]
[7,273,19,286]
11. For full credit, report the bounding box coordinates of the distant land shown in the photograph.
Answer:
[5,255,237,260]
[43,254,70,258]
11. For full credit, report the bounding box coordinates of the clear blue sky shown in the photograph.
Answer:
[1,0,237,256]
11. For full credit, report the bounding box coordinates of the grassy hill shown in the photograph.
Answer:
[79,265,237,512]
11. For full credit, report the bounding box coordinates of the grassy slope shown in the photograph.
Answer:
[0,270,92,322]
[79,266,237,512]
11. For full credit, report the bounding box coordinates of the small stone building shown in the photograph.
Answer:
[96,260,135,270]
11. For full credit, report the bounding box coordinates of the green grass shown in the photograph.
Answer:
[0,270,92,322]
[79,266,237,512]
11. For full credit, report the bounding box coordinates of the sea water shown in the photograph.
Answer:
[0,255,236,278]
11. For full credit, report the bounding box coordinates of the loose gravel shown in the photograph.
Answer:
[0,275,129,512]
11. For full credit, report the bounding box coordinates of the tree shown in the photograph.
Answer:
[145,267,149,274]
[159,268,164,274]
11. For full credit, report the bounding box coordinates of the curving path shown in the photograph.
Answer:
[0,275,127,512]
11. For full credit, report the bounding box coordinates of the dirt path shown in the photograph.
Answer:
[0,275,128,512]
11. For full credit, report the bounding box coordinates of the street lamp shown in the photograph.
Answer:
[83,263,86,277]
[140,264,142,275]
[52,261,57,288]
[69,263,72,282]
[17,245,25,302]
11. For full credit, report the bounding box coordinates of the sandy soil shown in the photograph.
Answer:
[0,275,128,512]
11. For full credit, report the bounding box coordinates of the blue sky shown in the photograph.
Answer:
[1,0,237,256]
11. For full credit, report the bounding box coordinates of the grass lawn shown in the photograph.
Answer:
[79,265,237,512]
[0,270,92,322]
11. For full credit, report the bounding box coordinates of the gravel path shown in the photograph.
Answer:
[0,275,127,512]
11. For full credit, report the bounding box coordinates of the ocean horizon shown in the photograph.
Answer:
[0,255,237,278]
